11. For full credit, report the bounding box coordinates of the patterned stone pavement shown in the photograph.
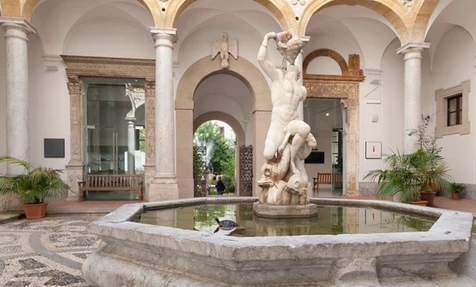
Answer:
[0,215,101,287]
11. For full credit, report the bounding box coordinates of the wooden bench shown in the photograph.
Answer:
[78,174,143,200]
[312,172,343,192]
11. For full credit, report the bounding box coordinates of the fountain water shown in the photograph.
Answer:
[82,31,474,286]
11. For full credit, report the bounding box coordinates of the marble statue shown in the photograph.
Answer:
[212,32,238,69]
[257,31,315,206]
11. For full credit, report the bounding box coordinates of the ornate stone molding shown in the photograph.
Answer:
[304,80,359,99]
[402,0,414,10]
[303,49,364,81]
[302,50,363,196]
[290,0,307,6]
[62,55,156,201]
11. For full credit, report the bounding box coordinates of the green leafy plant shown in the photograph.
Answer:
[194,122,235,192]
[0,156,69,204]
[365,150,422,202]
[365,118,452,202]
[450,182,465,194]
[408,117,451,193]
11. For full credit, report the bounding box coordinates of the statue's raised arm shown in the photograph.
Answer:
[257,32,279,81]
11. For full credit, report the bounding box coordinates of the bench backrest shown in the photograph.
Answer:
[85,174,143,188]
[317,172,342,184]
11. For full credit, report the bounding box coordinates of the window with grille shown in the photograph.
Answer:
[447,94,462,127]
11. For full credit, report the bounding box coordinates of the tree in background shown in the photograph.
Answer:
[194,121,235,193]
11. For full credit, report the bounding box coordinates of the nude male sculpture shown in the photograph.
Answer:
[257,32,307,161]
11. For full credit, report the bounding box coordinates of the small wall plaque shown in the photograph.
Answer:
[365,141,382,159]
[44,138,65,158]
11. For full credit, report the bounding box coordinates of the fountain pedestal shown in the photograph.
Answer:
[253,202,317,218]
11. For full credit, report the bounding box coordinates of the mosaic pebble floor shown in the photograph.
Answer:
[0,216,101,287]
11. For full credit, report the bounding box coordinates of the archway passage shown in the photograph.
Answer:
[193,120,238,197]
[175,56,271,199]
[303,49,364,196]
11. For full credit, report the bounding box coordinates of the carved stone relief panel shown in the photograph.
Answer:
[240,145,253,196]
[304,80,359,99]
[66,76,83,166]
[144,80,156,165]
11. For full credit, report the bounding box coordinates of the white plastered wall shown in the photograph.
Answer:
[0,29,6,175]
[429,26,476,184]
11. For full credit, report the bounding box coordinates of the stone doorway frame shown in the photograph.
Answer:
[302,49,364,196]
[175,56,271,198]
[61,55,156,201]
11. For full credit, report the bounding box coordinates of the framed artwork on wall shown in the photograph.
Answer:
[365,141,382,159]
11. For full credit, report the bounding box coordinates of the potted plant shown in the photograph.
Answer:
[409,117,451,206]
[364,150,426,205]
[450,182,465,200]
[0,156,69,219]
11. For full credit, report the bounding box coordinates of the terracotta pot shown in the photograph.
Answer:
[452,193,461,200]
[22,202,48,219]
[408,201,428,206]
[420,191,436,206]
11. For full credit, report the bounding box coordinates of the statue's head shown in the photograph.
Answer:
[222,32,228,40]
[276,30,303,65]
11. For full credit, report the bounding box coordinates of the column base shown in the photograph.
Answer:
[345,190,359,197]
[66,164,84,201]
[148,177,179,202]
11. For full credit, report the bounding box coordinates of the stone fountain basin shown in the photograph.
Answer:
[82,197,473,287]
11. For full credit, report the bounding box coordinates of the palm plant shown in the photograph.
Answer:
[0,156,69,204]
[365,150,422,202]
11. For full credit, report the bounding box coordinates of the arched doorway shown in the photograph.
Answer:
[303,49,364,196]
[194,112,246,196]
[175,56,271,198]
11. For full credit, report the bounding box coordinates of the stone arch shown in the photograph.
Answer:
[175,56,271,198]
[411,0,446,42]
[298,0,409,43]
[303,49,364,196]
[193,112,245,147]
[303,48,349,76]
[194,112,246,195]
[163,0,296,31]
[21,0,162,25]
[176,56,271,111]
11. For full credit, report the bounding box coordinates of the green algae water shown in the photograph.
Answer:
[138,203,434,237]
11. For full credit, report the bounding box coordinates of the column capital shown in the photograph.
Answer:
[0,17,37,36]
[150,27,177,47]
[396,42,430,55]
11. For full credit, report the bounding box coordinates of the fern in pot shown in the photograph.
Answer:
[0,156,69,219]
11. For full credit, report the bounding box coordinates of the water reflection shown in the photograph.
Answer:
[139,203,434,237]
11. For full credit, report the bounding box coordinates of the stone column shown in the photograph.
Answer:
[126,118,136,174]
[149,28,179,201]
[143,79,155,200]
[397,43,430,154]
[65,76,84,200]
[0,18,36,174]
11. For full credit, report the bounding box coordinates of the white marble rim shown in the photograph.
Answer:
[90,196,473,259]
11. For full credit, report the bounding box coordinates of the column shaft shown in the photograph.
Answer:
[127,119,136,174]
[1,21,35,173]
[397,43,430,154]
[149,28,179,201]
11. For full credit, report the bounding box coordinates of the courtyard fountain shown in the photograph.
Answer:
[82,31,474,287]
